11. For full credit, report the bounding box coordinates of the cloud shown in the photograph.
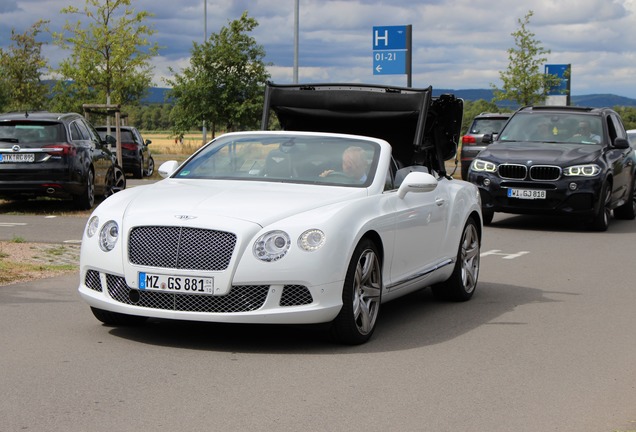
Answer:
[1,0,636,98]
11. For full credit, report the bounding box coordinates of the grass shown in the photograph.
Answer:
[144,132,206,179]
[0,242,78,286]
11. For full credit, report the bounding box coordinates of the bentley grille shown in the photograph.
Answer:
[106,274,269,313]
[129,226,237,271]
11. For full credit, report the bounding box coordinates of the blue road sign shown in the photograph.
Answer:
[373,25,409,75]
[545,64,570,95]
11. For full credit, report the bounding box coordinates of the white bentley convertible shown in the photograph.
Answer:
[78,83,483,344]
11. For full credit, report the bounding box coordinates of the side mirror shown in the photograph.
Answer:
[613,137,629,149]
[104,135,117,146]
[482,134,493,144]
[158,160,179,178]
[145,139,152,145]
[397,171,438,199]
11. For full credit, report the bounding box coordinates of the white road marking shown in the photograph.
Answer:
[480,249,530,259]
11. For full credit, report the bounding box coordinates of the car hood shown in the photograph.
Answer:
[478,141,602,165]
[104,179,367,228]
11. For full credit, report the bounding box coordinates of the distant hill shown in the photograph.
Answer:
[432,88,636,108]
[141,86,636,108]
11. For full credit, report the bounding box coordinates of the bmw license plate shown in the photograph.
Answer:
[0,153,35,163]
[507,188,546,199]
[138,272,214,294]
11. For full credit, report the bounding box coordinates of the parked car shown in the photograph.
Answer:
[627,129,636,149]
[0,111,126,209]
[460,112,511,180]
[468,105,636,230]
[95,125,154,179]
[78,83,482,345]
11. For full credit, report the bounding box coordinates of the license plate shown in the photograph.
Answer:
[507,188,546,199]
[0,153,35,163]
[138,272,214,294]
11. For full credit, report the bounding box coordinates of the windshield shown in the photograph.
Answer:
[498,112,603,145]
[173,134,380,187]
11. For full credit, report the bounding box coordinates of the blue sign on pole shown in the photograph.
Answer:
[373,25,409,75]
[545,64,570,95]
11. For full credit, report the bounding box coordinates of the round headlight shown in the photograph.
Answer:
[298,229,325,251]
[253,230,291,262]
[86,216,99,238]
[99,220,119,252]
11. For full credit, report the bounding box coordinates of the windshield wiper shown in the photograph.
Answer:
[0,138,19,143]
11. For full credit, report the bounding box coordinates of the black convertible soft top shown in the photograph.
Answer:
[260,82,463,175]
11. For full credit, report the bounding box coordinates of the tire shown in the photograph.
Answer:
[482,209,494,226]
[73,169,95,210]
[133,157,144,179]
[145,156,155,177]
[614,175,636,220]
[431,217,480,302]
[587,181,611,231]
[331,239,382,345]
[104,165,127,197]
[90,307,147,326]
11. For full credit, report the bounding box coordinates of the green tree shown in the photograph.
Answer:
[0,21,50,111]
[49,0,159,112]
[614,106,636,130]
[491,10,561,107]
[166,11,271,138]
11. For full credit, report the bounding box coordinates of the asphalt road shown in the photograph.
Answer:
[1,210,635,431]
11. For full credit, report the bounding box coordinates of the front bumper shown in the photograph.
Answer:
[468,172,602,217]
[79,269,343,324]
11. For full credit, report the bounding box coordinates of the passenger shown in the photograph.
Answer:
[571,120,601,143]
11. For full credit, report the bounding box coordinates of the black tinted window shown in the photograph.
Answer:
[0,122,65,144]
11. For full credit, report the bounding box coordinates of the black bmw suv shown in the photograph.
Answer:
[467,105,636,231]
[0,111,126,209]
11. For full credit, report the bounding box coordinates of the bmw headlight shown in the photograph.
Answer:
[563,164,601,177]
[253,230,291,262]
[86,216,99,238]
[99,220,119,252]
[471,159,497,173]
[298,229,326,251]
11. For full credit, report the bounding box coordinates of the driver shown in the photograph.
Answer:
[320,146,369,181]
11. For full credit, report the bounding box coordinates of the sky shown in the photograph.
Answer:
[2,0,636,98]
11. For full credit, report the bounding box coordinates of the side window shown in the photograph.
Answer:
[606,116,618,143]
[83,120,102,142]
[72,119,91,140]
[384,158,399,191]
[610,114,626,139]
[69,122,84,141]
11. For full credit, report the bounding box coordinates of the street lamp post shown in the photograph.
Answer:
[293,0,299,83]
[202,0,207,143]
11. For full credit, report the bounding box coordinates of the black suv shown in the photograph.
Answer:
[467,106,636,231]
[460,112,511,179]
[95,125,154,179]
[0,111,126,209]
